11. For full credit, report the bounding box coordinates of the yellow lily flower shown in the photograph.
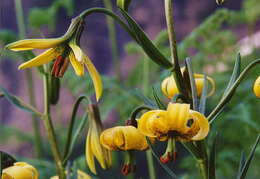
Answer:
[100,126,149,151]
[138,103,210,141]
[1,162,38,179]
[86,104,111,174]
[161,69,215,99]
[50,170,91,179]
[253,76,260,98]
[5,18,102,101]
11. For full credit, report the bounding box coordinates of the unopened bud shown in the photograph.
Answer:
[216,0,225,5]
[117,0,132,11]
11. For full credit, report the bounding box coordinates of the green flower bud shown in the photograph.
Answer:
[117,0,132,11]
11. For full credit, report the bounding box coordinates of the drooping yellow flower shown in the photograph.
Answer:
[161,70,215,99]
[50,170,91,179]
[5,17,102,101]
[100,126,149,151]
[138,103,209,141]
[1,162,38,179]
[253,76,260,98]
[86,104,111,175]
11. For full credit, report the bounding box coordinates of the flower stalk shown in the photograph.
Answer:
[164,0,189,99]
[42,65,65,178]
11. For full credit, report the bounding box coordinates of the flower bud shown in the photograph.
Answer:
[117,0,132,11]
[1,162,38,179]
[216,0,225,5]
[253,76,260,98]
[161,74,215,99]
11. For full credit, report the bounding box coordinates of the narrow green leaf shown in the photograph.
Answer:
[208,58,260,123]
[119,9,172,69]
[185,58,199,111]
[199,75,208,114]
[0,151,17,175]
[146,139,178,179]
[182,142,201,159]
[236,134,260,179]
[131,89,157,108]
[222,53,241,98]
[238,152,246,173]
[152,87,166,109]
[0,86,42,116]
[208,134,218,179]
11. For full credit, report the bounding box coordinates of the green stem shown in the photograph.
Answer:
[164,0,188,99]
[197,158,208,179]
[63,95,90,164]
[14,0,25,39]
[142,55,156,179]
[102,0,121,81]
[146,150,156,179]
[14,0,43,157]
[42,65,65,178]
[79,8,136,41]
[24,70,44,157]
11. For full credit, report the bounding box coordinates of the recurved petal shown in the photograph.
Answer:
[86,130,96,174]
[77,170,92,179]
[138,110,168,137]
[84,55,103,101]
[122,126,148,151]
[6,38,64,51]
[189,110,209,141]
[101,126,148,151]
[90,122,109,170]
[2,162,38,179]
[100,127,118,150]
[69,43,84,62]
[167,103,190,133]
[194,74,215,97]
[253,76,260,98]
[18,48,60,70]
[69,52,84,76]
[161,76,179,99]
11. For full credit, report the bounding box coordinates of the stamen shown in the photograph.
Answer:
[51,55,69,78]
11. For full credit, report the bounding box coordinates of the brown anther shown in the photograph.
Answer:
[121,164,131,176]
[51,55,69,78]
[160,152,172,164]
[58,58,69,77]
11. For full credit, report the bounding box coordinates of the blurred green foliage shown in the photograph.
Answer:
[0,0,260,178]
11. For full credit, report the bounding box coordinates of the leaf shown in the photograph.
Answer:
[238,152,246,173]
[152,87,166,109]
[131,89,157,108]
[119,9,172,69]
[236,134,260,179]
[146,139,178,179]
[222,53,241,98]
[0,151,17,175]
[185,58,199,110]
[208,134,218,179]
[208,58,260,123]
[0,86,42,116]
[199,75,208,114]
